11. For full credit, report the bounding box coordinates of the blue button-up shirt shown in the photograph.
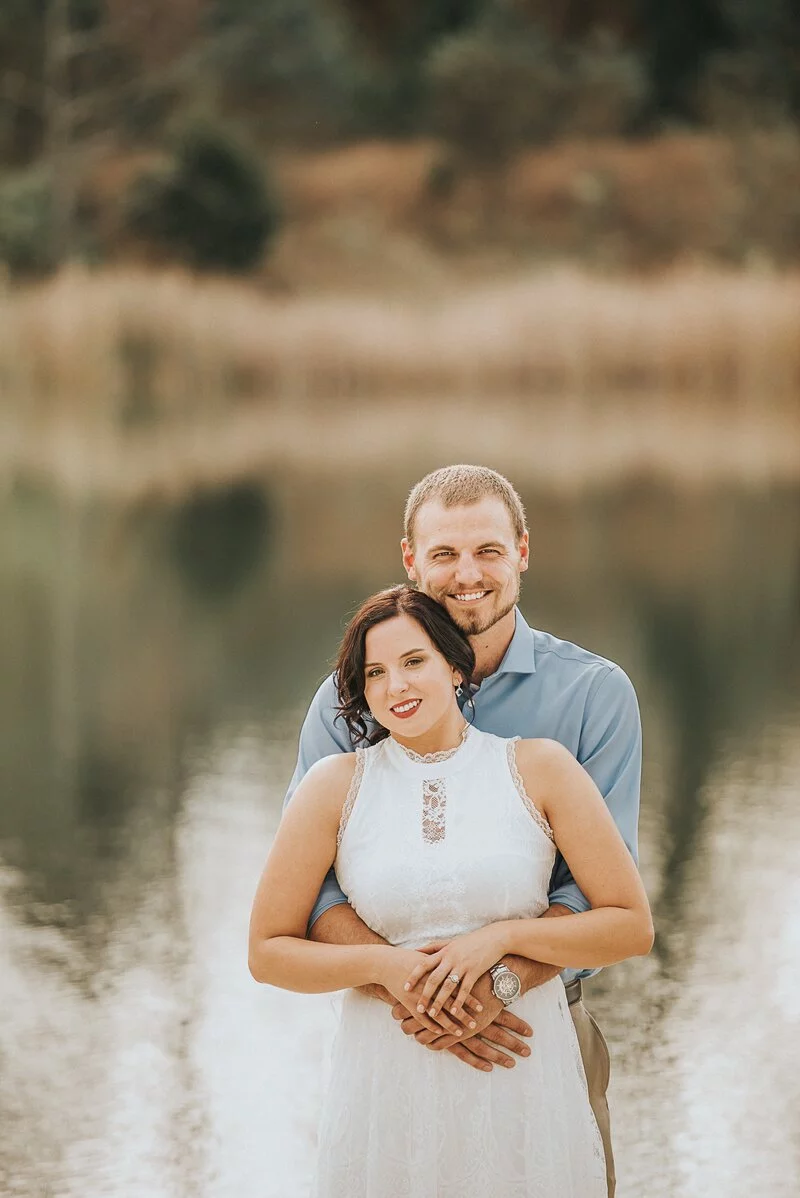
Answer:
[283,608,642,983]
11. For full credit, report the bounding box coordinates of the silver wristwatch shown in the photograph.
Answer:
[489,962,522,1006]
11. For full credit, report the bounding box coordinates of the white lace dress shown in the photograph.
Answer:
[313,728,606,1198]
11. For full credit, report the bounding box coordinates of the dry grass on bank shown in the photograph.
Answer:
[0,266,798,498]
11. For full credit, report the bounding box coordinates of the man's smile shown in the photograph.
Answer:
[450,590,491,604]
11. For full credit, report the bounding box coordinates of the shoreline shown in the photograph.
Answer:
[1,266,798,500]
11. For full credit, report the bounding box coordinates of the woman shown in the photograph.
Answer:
[249,585,653,1198]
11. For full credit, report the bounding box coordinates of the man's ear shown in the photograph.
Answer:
[518,530,530,573]
[401,537,418,582]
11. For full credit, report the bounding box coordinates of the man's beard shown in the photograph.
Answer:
[439,582,520,638]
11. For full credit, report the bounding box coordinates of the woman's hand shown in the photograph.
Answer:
[403,925,509,1018]
[376,946,482,1037]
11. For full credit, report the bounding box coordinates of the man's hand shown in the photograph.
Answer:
[393,972,532,1071]
[390,905,575,1071]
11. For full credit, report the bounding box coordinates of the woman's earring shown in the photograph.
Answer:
[455,684,464,699]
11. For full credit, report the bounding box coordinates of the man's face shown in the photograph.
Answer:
[401,497,529,637]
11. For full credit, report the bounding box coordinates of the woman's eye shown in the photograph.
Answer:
[366,668,383,678]
[405,658,423,667]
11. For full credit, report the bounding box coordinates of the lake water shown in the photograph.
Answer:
[1,470,799,1197]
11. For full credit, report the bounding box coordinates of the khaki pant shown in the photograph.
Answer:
[569,993,615,1198]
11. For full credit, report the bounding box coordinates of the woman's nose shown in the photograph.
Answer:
[386,671,408,695]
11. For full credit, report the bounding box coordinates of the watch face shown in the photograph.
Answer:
[494,971,521,1002]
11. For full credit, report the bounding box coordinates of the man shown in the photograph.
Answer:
[283,464,641,1197]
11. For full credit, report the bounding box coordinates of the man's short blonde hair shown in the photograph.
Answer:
[404,465,527,546]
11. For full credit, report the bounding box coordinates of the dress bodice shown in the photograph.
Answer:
[335,728,556,950]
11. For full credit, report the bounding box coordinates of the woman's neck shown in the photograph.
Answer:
[391,708,468,758]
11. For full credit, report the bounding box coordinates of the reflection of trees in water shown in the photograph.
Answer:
[631,487,800,972]
[0,480,275,940]
[169,481,272,602]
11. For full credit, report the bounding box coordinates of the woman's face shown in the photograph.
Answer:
[363,614,461,740]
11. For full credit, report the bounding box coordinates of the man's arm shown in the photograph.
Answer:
[487,665,641,994]
[548,665,642,918]
[284,675,353,928]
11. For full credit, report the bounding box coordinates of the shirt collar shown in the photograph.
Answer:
[495,607,537,675]
[464,609,536,696]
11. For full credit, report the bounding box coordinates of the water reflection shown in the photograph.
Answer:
[1,475,799,1196]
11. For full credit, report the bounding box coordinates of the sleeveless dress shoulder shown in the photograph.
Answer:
[313,727,606,1198]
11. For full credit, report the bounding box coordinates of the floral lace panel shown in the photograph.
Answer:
[421,777,447,844]
[337,748,366,848]
[506,739,555,842]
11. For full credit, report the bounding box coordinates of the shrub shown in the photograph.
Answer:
[124,119,280,273]
[425,18,647,167]
[0,166,55,277]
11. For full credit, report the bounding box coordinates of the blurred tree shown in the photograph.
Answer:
[206,0,367,141]
[124,118,279,272]
[0,164,56,275]
[638,0,735,121]
[425,5,645,166]
[337,0,485,132]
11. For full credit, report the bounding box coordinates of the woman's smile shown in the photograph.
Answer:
[390,698,422,718]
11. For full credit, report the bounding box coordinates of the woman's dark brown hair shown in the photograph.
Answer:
[334,585,475,746]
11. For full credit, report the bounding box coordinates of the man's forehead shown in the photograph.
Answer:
[413,496,517,544]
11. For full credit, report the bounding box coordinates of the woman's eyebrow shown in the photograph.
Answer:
[364,648,427,667]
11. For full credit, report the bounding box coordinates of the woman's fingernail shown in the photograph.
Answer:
[417,1004,426,1013]
[476,1004,483,1012]
[404,983,410,991]
[455,1029,462,1037]
[429,1007,436,1016]
[469,1020,477,1029]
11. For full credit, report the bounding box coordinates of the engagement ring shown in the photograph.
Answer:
[447,973,460,985]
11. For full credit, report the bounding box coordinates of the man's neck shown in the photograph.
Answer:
[469,608,517,683]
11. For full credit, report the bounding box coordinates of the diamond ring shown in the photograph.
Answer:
[447,972,460,985]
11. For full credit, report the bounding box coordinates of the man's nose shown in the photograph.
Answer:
[453,554,483,586]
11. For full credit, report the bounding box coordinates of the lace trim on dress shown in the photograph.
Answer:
[337,749,366,848]
[506,738,555,842]
[396,723,470,765]
[421,777,447,844]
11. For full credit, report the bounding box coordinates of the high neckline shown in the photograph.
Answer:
[383,724,483,776]
[393,723,471,764]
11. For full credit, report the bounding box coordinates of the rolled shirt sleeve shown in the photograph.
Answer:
[283,674,353,929]
[548,665,642,916]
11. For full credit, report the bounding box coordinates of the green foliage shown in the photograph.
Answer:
[124,120,280,273]
[206,0,366,139]
[425,17,647,166]
[0,166,55,277]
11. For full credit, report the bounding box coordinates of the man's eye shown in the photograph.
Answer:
[481,548,501,555]
[433,552,453,559]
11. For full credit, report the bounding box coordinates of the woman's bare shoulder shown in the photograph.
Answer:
[290,752,360,822]
[513,737,575,774]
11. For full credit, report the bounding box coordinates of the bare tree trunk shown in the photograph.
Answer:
[43,0,75,266]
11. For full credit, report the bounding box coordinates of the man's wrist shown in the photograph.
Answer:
[499,905,572,996]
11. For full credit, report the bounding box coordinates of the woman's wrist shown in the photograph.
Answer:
[368,943,394,987]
